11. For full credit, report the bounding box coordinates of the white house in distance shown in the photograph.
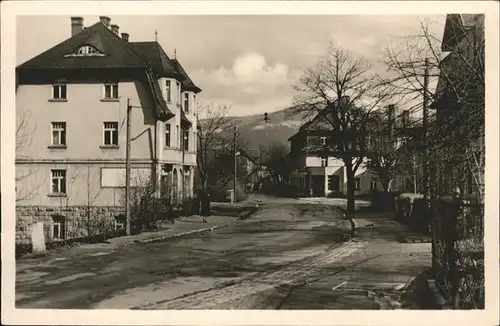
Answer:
[15,16,201,244]
[287,99,423,197]
[287,100,382,197]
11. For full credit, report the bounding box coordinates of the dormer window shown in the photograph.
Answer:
[65,45,105,57]
[78,46,98,55]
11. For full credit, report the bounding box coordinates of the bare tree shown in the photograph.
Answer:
[15,108,42,202]
[364,110,398,192]
[291,42,389,215]
[259,142,290,183]
[384,14,485,309]
[119,170,156,232]
[397,144,424,194]
[196,102,232,191]
[384,15,485,202]
[83,165,104,237]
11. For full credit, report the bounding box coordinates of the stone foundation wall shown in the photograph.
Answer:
[16,205,125,245]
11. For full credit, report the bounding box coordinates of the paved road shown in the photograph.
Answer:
[16,196,430,309]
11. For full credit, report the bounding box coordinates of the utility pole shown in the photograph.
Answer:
[125,98,132,236]
[233,125,238,203]
[423,58,435,272]
[423,58,430,200]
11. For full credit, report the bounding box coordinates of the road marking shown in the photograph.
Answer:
[332,281,348,290]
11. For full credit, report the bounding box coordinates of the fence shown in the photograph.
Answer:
[431,196,484,309]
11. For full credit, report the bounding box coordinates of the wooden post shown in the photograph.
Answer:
[233,125,238,203]
[125,98,132,236]
[423,58,436,272]
[423,57,430,200]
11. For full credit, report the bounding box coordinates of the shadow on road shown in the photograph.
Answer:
[16,202,350,309]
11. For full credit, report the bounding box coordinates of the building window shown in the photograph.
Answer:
[354,178,361,191]
[51,169,66,194]
[103,122,119,146]
[320,136,327,145]
[402,110,410,127]
[320,156,328,167]
[52,215,66,240]
[328,175,340,192]
[184,93,189,113]
[52,84,67,99]
[370,177,378,191]
[51,122,66,146]
[103,83,119,99]
[177,82,181,103]
[165,123,171,147]
[183,130,189,151]
[115,215,125,231]
[165,80,172,103]
[176,125,180,148]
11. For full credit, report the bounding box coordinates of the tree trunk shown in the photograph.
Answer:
[203,175,208,191]
[346,166,356,215]
[380,176,390,192]
[345,164,356,237]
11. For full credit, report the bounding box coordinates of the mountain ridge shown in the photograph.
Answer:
[220,105,310,153]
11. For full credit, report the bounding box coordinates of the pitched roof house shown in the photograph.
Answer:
[431,14,484,198]
[15,16,201,244]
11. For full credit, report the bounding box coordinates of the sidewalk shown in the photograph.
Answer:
[348,214,432,309]
[18,202,259,260]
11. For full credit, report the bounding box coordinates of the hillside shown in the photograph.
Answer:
[221,106,309,153]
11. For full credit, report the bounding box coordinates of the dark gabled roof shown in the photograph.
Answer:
[180,109,192,129]
[17,22,147,70]
[129,42,179,78]
[441,14,482,52]
[287,120,313,141]
[129,43,193,128]
[170,58,202,93]
[146,69,174,122]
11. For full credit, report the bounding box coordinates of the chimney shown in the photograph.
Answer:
[111,24,119,35]
[121,33,129,42]
[70,17,84,36]
[388,104,395,136]
[99,16,111,27]
[388,104,395,121]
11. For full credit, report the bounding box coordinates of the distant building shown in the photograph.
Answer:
[15,16,201,244]
[287,99,382,197]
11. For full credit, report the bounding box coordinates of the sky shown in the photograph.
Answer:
[17,15,445,116]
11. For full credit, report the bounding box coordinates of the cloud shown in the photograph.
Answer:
[211,52,293,90]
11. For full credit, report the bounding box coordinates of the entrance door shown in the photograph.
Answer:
[311,175,324,197]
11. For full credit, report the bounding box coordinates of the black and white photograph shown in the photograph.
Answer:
[1,1,499,325]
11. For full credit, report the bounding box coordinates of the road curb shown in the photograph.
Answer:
[135,206,261,244]
[135,226,222,244]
